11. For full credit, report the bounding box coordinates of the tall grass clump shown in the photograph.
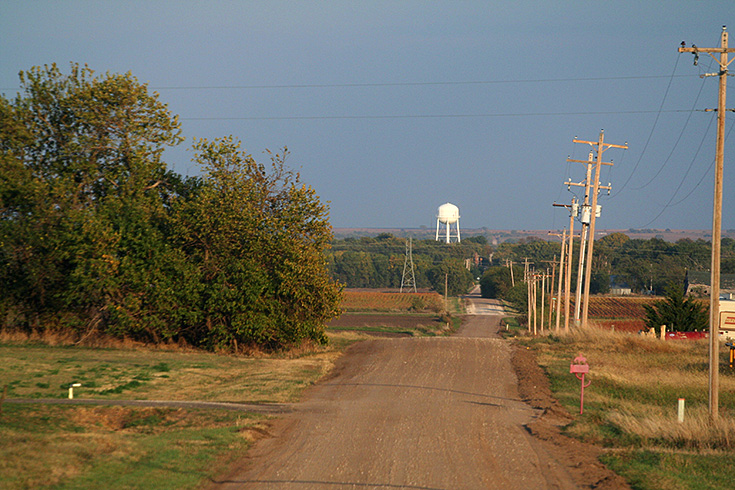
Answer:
[608,407,735,451]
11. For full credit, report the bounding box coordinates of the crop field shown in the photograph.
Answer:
[341,290,444,313]
[583,296,658,319]
[589,318,648,332]
[329,290,457,337]
[572,296,660,333]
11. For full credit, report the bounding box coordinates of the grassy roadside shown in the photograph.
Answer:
[519,327,735,490]
[0,331,366,490]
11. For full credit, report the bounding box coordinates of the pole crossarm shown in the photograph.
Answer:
[551,203,572,210]
[548,231,579,238]
[571,139,628,153]
[679,46,735,70]
[567,157,614,166]
[567,181,612,191]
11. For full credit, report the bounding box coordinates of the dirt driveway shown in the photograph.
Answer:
[210,299,627,489]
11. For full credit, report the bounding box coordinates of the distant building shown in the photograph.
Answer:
[685,270,735,298]
[609,275,632,296]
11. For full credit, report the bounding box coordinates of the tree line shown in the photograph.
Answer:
[488,232,730,296]
[480,234,715,332]
[327,234,486,296]
[330,231,729,303]
[0,64,341,350]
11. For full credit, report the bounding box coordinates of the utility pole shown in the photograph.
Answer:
[524,258,532,333]
[540,269,546,332]
[553,198,579,331]
[568,152,612,325]
[570,131,627,329]
[548,232,567,331]
[506,259,515,287]
[556,244,565,331]
[567,152,596,324]
[565,217,574,332]
[548,258,557,327]
[540,258,559,328]
[679,26,735,420]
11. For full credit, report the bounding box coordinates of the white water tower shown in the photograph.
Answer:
[435,202,461,243]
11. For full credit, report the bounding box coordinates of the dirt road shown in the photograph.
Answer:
[211,302,582,489]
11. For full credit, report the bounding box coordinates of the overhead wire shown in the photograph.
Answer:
[637,113,735,229]
[666,117,735,207]
[179,109,693,121]
[635,31,726,227]
[0,74,700,94]
[610,55,680,198]
[629,75,708,190]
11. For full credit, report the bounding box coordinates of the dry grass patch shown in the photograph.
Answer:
[0,340,344,404]
[525,325,735,490]
[608,407,735,451]
[0,327,366,490]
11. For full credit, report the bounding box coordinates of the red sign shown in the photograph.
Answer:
[719,311,735,331]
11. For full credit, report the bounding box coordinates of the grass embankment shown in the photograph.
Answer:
[523,328,735,490]
[0,334,356,490]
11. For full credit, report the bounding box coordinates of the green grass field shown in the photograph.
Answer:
[0,335,351,490]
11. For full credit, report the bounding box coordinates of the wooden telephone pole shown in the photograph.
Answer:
[553,198,579,331]
[569,131,627,329]
[566,152,606,324]
[679,26,735,419]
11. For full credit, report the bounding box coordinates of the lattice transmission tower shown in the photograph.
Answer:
[400,238,417,293]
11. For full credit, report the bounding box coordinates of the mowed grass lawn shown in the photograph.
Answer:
[0,333,364,490]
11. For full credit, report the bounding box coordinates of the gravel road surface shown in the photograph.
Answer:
[210,303,579,489]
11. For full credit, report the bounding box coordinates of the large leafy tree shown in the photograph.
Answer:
[1,63,183,333]
[2,64,340,350]
[426,258,474,297]
[173,137,342,349]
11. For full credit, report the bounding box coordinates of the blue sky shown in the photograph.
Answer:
[2,1,734,231]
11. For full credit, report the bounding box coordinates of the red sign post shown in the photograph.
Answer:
[570,355,591,414]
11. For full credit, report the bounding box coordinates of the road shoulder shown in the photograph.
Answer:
[511,343,632,490]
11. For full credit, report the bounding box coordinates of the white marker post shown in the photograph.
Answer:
[677,398,685,423]
[68,383,81,399]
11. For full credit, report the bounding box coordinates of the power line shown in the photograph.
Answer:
[150,75,700,90]
[639,115,734,228]
[610,55,680,197]
[0,74,700,93]
[180,109,695,122]
[630,75,709,190]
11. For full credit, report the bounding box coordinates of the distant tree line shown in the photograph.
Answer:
[0,64,341,350]
[330,232,729,302]
[480,232,730,306]
[327,234,486,296]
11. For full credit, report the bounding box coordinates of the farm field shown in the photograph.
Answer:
[329,290,455,337]
[584,296,659,318]
[340,289,444,313]
[580,296,660,332]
